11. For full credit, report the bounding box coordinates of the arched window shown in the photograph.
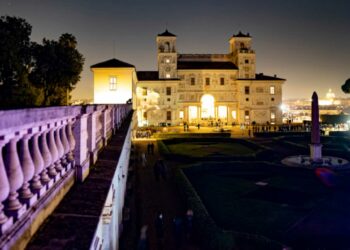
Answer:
[164,42,170,52]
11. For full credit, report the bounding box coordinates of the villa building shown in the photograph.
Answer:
[92,30,285,126]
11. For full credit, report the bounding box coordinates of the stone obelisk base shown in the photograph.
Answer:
[310,143,322,163]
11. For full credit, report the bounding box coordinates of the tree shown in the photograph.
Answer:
[30,34,84,106]
[0,16,41,108]
[341,79,350,94]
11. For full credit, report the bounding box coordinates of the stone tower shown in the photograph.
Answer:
[157,30,177,79]
[229,31,256,79]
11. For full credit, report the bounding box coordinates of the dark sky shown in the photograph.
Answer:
[2,0,350,100]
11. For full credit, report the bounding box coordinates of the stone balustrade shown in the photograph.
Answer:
[0,104,131,249]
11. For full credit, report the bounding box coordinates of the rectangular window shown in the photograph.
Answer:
[257,101,264,105]
[109,76,117,91]
[179,111,184,119]
[166,87,171,95]
[166,73,171,79]
[205,78,210,86]
[244,86,250,95]
[244,110,250,120]
[220,78,225,85]
[166,111,171,120]
[166,58,170,63]
[270,86,275,95]
[190,77,195,85]
[232,111,237,119]
[271,111,276,119]
[256,87,264,93]
[142,87,147,96]
[245,59,249,64]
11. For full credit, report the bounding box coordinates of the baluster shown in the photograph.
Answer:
[67,122,76,162]
[61,124,70,171]
[55,126,65,176]
[30,132,45,196]
[4,138,25,220]
[18,134,36,206]
[0,141,12,234]
[47,128,59,180]
[39,130,53,187]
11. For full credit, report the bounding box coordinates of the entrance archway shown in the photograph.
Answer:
[201,94,215,119]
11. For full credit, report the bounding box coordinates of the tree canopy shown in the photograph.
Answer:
[341,79,350,94]
[0,15,84,108]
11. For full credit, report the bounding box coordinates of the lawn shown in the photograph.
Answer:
[183,162,337,247]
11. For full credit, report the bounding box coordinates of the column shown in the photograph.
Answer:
[4,138,26,220]
[0,141,13,234]
[18,134,37,207]
[30,132,46,197]
[39,130,53,188]
[60,123,71,171]
[67,121,76,163]
[55,126,65,176]
[47,128,59,181]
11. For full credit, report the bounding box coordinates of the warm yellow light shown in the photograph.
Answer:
[232,111,237,119]
[201,94,215,118]
[218,106,227,118]
[189,106,198,121]
[179,111,184,119]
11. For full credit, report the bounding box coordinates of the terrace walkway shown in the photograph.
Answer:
[120,140,199,250]
[26,113,132,250]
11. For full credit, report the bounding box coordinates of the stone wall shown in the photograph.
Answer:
[0,104,131,249]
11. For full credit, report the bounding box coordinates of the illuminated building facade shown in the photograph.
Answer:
[92,30,285,126]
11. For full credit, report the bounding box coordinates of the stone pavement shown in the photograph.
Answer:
[120,140,199,250]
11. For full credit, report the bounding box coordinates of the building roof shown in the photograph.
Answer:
[238,73,285,81]
[177,61,238,70]
[255,73,285,81]
[232,31,251,38]
[158,29,176,37]
[137,71,159,80]
[90,58,135,68]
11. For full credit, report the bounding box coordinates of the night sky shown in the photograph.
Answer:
[2,0,350,101]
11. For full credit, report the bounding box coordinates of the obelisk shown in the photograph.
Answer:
[310,91,322,162]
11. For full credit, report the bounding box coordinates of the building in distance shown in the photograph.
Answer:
[92,30,285,126]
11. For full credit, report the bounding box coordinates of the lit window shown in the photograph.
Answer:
[166,58,170,63]
[244,110,250,120]
[220,78,225,85]
[190,77,195,85]
[179,111,184,119]
[109,76,117,91]
[244,86,250,94]
[271,111,276,119]
[166,111,171,120]
[205,78,210,86]
[166,87,171,95]
[142,87,147,96]
[166,73,171,78]
[270,86,275,95]
[232,111,237,119]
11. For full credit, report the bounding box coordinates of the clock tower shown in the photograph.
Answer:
[157,30,177,79]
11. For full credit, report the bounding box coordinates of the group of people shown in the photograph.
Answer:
[138,209,194,250]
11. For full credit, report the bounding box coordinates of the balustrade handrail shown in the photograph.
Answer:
[0,103,132,249]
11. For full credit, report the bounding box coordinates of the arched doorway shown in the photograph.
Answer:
[201,94,215,120]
